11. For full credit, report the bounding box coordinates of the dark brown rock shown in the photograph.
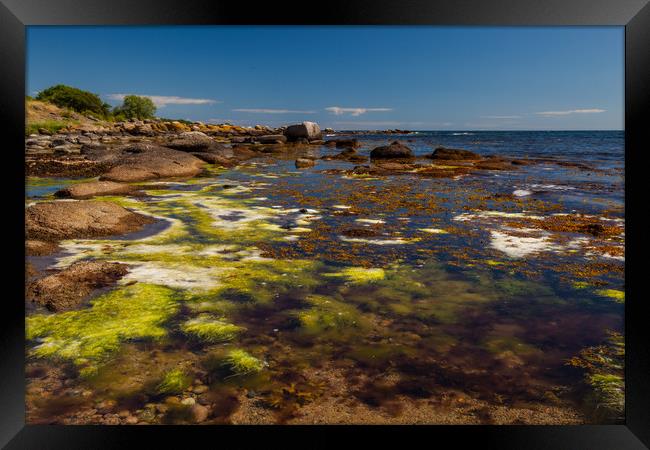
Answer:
[370,141,414,159]
[27,261,129,311]
[428,147,481,160]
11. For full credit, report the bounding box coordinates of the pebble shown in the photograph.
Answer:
[181,397,196,406]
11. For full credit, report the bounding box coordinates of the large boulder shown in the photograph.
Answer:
[27,261,129,311]
[26,200,154,242]
[370,141,414,159]
[165,132,215,152]
[97,143,205,182]
[55,180,135,199]
[428,147,481,160]
[284,122,322,142]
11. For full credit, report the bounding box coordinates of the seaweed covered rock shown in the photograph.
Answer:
[428,147,481,160]
[370,141,414,159]
[96,143,205,182]
[26,200,154,241]
[54,180,135,199]
[27,260,128,311]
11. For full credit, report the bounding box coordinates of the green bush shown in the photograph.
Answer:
[113,95,156,120]
[36,84,110,117]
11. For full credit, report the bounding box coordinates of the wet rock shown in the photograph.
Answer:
[324,148,368,163]
[190,152,236,166]
[125,415,139,424]
[374,162,416,171]
[309,139,326,145]
[27,260,129,311]
[427,147,481,160]
[370,141,414,159]
[284,121,322,142]
[474,160,515,171]
[98,143,205,182]
[231,145,260,161]
[295,158,316,169]
[26,200,155,241]
[190,404,209,423]
[55,181,135,199]
[327,139,360,149]
[181,397,196,406]
[256,135,287,144]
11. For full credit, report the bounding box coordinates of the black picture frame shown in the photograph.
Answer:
[1,0,648,448]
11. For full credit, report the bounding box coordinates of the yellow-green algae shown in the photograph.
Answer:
[222,349,264,376]
[26,284,179,376]
[293,294,366,335]
[596,289,625,303]
[156,368,191,395]
[180,315,244,343]
[324,267,385,284]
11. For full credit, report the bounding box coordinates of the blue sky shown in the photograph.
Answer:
[27,26,624,130]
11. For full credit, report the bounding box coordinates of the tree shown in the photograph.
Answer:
[113,95,156,120]
[36,84,110,117]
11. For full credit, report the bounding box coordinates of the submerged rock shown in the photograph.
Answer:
[26,200,154,241]
[295,158,316,169]
[55,180,135,199]
[256,135,287,144]
[427,147,481,160]
[27,261,128,311]
[26,239,60,256]
[370,141,414,159]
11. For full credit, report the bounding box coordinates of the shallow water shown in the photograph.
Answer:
[25,131,624,424]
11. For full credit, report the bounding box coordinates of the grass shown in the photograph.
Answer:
[25,120,71,136]
[180,315,244,343]
[156,368,191,395]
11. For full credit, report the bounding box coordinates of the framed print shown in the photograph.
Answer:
[1,0,649,448]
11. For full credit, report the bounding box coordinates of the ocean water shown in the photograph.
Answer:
[25,130,625,424]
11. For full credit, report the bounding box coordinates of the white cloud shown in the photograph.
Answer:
[233,108,316,114]
[107,94,218,107]
[325,106,392,116]
[536,108,606,116]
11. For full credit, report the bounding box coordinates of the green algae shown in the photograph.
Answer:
[567,331,624,421]
[26,284,179,376]
[180,315,244,343]
[222,349,264,377]
[156,368,191,395]
[293,294,366,335]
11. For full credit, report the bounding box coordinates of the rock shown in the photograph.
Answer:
[323,148,368,163]
[369,141,414,159]
[284,122,322,142]
[255,135,287,144]
[309,140,325,145]
[98,143,205,182]
[324,128,335,133]
[26,200,155,241]
[428,147,481,160]
[231,145,259,161]
[166,132,215,151]
[295,158,316,168]
[181,397,196,406]
[55,181,135,199]
[374,162,415,171]
[27,260,128,311]
[473,160,514,171]
[193,385,208,394]
[328,139,360,149]
[26,239,60,256]
[190,404,209,423]
[190,152,235,166]
[38,128,53,136]
[125,416,139,425]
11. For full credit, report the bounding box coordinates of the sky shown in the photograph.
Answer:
[27,26,624,130]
